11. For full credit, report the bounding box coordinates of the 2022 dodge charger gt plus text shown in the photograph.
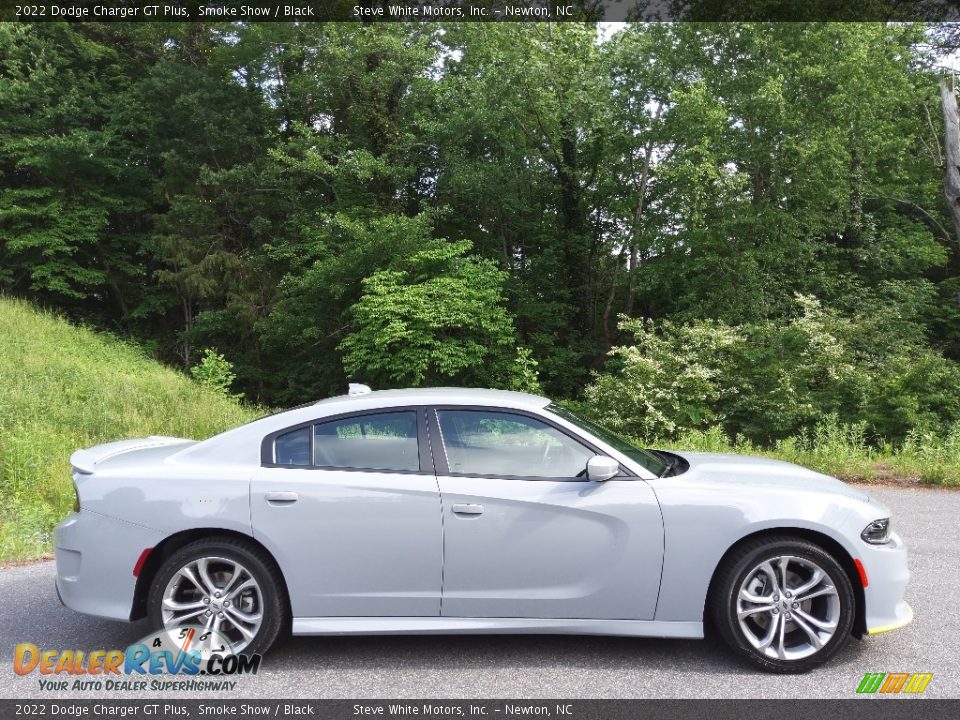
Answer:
[55,386,911,673]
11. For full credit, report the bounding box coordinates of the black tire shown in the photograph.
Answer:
[147,536,287,656]
[710,535,855,673]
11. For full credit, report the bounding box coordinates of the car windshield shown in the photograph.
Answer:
[547,404,670,478]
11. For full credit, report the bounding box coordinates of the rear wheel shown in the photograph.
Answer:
[711,536,855,673]
[147,537,287,656]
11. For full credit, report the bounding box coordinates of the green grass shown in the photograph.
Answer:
[0,297,261,562]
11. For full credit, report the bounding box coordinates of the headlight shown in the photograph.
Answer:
[861,518,891,545]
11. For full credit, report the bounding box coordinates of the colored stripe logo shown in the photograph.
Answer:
[857,672,933,694]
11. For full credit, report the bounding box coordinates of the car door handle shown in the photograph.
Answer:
[265,491,299,504]
[452,503,484,515]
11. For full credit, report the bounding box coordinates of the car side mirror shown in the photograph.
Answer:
[586,455,620,482]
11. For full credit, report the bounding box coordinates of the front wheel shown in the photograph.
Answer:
[711,536,856,673]
[147,537,287,656]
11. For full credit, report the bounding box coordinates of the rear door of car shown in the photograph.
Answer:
[430,406,664,620]
[250,406,442,618]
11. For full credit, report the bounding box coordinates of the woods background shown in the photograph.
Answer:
[3,21,960,470]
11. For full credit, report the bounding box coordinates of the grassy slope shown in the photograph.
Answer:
[0,298,260,562]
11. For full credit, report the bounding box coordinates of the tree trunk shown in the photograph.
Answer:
[625,244,639,317]
[621,103,664,331]
[181,296,194,368]
[940,79,960,246]
[601,245,628,347]
[602,129,658,348]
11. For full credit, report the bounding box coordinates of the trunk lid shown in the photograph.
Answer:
[70,436,195,474]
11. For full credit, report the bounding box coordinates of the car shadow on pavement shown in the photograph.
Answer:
[0,561,876,687]
[267,632,743,674]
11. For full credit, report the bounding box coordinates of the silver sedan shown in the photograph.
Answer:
[55,387,911,673]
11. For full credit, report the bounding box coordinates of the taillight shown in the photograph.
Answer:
[72,482,80,512]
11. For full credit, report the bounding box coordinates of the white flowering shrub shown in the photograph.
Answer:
[585,318,741,439]
[586,295,960,444]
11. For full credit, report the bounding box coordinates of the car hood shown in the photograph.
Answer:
[668,451,871,503]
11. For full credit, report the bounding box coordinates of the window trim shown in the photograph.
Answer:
[260,406,433,475]
[426,405,635,482]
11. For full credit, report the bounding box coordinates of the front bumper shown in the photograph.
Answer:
[55,510,163,621]
[867,601,913,635]
[859,531,912,635]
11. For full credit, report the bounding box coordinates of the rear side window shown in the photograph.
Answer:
[313,411,419,472]
[274,426,310,466]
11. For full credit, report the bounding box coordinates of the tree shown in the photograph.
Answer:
[2,20,959,427]
[604,23,946,332]
[0,24,158,326]
[338,240,524,389]
[435,24,614,395]
[190,348,241,398]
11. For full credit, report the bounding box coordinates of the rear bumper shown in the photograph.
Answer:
[55,510,163,621]
[860,531,912,635]
[54,575,65,607]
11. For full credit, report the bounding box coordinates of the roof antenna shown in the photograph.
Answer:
[348,383,372,396]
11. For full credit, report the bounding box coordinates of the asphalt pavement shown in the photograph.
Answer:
[1,486,957,699]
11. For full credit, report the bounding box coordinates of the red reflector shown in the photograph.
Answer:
[853,558,869,588]
[133,548,153,578]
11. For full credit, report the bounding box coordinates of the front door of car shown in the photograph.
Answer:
[251,407,442,618]
[431,407,663,620]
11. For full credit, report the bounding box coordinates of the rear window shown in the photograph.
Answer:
[313,411,419,472]
[274,426,310,466]
[271,411,420,472]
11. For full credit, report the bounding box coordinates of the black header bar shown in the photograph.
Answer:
[1,0,960,23]
[0,700,955,720]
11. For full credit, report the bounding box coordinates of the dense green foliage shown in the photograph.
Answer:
[0,297,260,562]
[2,21,960,448]
[587,295,960,443]
[339,239,535,389]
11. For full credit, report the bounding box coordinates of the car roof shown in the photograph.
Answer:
[175,387,552,465]
[311,387,550,411]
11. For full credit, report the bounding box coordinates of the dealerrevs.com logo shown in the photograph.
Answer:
[14,627,261,693]
[856,672,933,695]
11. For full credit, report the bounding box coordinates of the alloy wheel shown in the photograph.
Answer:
[160,555,264,655]
[736,554,841,661]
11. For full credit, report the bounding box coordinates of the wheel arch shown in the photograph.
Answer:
[703,527,866,638]
[129,527,291,622]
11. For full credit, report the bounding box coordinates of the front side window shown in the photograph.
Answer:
[436,410,595,479]
[313,411,419,472]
